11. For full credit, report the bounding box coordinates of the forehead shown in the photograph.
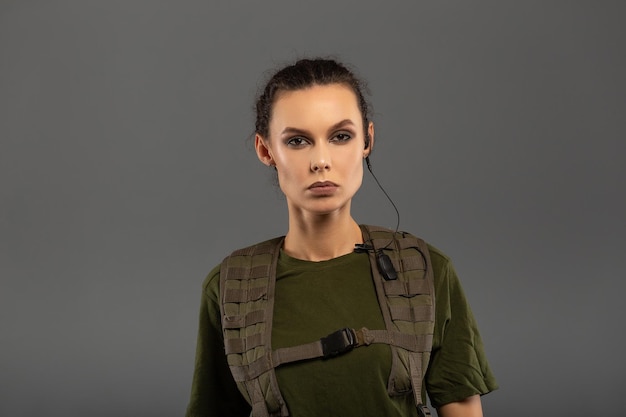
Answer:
[270,84,362,132]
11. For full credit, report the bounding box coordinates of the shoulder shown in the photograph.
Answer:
[423,242,464,295]
[424,243,453,276]
[201,264,221,302]
[202,236,285,294]
[224,236,284,257]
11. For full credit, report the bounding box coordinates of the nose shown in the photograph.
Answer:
[310,146,331,172]
[311,159,330,172]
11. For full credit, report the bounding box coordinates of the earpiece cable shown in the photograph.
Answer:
[365,156,400,250]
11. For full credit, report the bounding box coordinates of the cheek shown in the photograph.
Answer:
[274,152,307,177]
[351,155,365,175]
[346,158,365,189]
[353,166,364,188]
[274,161,301,192]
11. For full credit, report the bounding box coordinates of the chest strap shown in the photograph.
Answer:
[228,327,433,382]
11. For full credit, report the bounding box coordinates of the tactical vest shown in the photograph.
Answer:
[219,225,436,417]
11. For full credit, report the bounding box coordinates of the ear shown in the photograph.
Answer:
[255,134,275,166]
[364,122,375,157]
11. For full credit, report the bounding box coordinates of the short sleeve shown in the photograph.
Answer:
[185,265,251,417]
[425,246,498,408]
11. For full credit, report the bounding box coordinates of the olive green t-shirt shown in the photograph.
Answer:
[186,243,497,417]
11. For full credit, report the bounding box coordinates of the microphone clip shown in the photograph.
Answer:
[354,243,374,253]
[355,243,398,281]
[376,250,398,281]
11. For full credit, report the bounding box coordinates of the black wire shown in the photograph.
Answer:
[365,157,400,250]
[359,158,429,278]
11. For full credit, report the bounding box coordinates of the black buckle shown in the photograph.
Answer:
[321,328,357,358]
[417,404,431,417]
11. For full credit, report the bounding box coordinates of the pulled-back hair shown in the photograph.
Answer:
[255,58,372,139]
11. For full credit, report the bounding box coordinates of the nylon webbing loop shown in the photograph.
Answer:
[409,353,424,405]
[389,304,435,322]
[401,256,426,271]
[222,309,265,329]
[417,404,432,417]
[223,286,267,302]
[228,264,272,279]
[383,278,430,296]
[224,332,263,354]
[364,329,433,352]
[247,379,270,417]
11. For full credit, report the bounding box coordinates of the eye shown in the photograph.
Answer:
[331,132,352,143]
[286,136,308,147]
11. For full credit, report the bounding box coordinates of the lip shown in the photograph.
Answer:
[308,181,338,189]
[308,181,338,195]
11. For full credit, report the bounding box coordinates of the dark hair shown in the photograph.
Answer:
[255,58,372,142]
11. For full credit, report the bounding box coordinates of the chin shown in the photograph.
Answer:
[306,201,351,216]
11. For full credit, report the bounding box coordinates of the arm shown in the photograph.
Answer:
[425,246,498,410]
[185,268,251,417]
[437,395,483,417]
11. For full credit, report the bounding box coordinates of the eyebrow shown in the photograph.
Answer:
[280,119,357,137]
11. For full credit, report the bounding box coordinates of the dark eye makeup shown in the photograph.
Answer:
[283,130,355,147]
[285,136,308,147]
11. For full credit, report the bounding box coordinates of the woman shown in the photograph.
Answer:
[186,58,497,417]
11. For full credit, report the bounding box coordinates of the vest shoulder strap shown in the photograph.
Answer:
[360,225,435,416]
[219,236,287,417]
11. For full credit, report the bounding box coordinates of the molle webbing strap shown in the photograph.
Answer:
[360,225,435,413]
[220,237,288,417]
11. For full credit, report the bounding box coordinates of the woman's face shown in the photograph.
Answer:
[256,83,373,218]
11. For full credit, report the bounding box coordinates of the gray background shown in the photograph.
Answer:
[1,1,625,416]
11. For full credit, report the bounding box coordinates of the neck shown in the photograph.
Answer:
[283,207,363,262]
